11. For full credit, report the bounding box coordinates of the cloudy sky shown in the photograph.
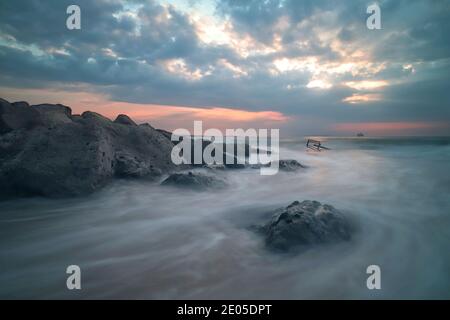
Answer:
[0,0,449,136]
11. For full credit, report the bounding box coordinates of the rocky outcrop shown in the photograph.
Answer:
[0,98,176,198]
[114,114,137,126]
[156,129,174,142]
[161,171,226,190]
[0,98,41,133]
[254,200,352,251]
[251,159,305,171]
[168,135,247,169]
[274,160,306,171]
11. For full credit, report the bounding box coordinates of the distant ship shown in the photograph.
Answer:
[356,132,365,137]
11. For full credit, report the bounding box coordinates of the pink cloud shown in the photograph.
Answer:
[0,87,290,132]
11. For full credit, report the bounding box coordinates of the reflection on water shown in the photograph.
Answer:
[0,137,449,299]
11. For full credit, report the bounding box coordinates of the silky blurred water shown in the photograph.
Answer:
[1,137,449,299]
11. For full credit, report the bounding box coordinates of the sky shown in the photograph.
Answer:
[0,0,449,136]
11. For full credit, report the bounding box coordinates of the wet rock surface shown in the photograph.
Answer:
[276,160,306,171]
[0,98,176,198]
[161,171,227,190]
[251,159,305,171]
[254,200,352,252]
[114,114,137,126]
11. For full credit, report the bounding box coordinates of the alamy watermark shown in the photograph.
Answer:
[63,263,380,292]
[367,3,381,30]
[66,5,81,30]
[366,265,382,290]
[66,4,381,31]
[66,265,81,290]
[170,121,280,175]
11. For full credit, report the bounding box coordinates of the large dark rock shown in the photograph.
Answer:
[171,137,246,169]
[0,98,41,133]
[0,98,176,198]
[156,129,174,142]
[256,200,352,251]
[114,114,137,126]
[32,103,73,126]
[161,172,226,190]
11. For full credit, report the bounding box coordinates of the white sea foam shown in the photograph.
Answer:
[0,137,449,299]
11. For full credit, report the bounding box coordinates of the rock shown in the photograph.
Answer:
[114,151,163,178]
[156,129,174,142]
[114,114,137,126]
[161,172,226,190]
[80,111,111,124]
[32,103,72,116]
[256,200,352,251]
[140,123,154,129]
[157,133,248,169]
[11,101,30,108]
[0,98,41,133]
[275,159,306,171]
[251,159,305,171]
[0,98,177,198]
[32,104,73,126]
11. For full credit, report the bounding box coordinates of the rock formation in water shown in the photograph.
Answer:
[0,98,309,198]
[251,159,305,171]
[276,159,306,171]
[161,171,227,190]
[254,200,352,251]
[0,98,176,198]
[172,138,248,169]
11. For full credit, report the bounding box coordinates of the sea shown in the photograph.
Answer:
[1,136,449,299]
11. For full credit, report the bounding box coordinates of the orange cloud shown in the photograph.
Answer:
[0,87,290,131]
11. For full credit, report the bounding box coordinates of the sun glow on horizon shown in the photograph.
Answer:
[0,87,290,131]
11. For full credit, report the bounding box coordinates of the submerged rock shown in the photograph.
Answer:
[276,159,306,171]
[0,98,176,198]
[255,200,352,251]
[161,172,226,190]
[251,159,305,171]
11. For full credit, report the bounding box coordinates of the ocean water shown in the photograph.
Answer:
[1,137,449,299]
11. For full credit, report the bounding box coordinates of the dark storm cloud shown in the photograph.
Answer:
[0,0,239,86]
[0,0,449,134]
